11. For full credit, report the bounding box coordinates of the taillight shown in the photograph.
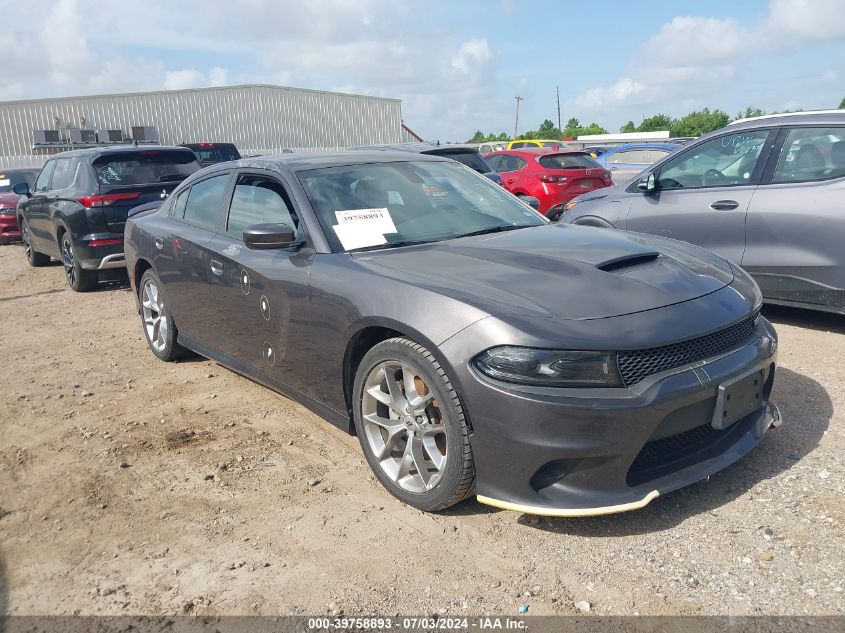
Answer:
[87,238,123,247]
[77,193,141,208]
[537,174,568,183]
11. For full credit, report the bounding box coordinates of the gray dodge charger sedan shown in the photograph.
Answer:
[125,151,781,516]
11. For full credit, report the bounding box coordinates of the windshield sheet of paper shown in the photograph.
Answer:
[332,208,396,250]
[332,222,388,250]
[335,208,397,234]
[0,179,10,187]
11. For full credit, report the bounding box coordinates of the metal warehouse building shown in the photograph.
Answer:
[0,83,411,167]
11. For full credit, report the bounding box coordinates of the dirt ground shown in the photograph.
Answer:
[0,242,842,618]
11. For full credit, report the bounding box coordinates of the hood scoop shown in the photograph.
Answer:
[597,252,661,273]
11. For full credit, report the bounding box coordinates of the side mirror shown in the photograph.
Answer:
[522,196,541,210]
[637,173,657,193]
[12,182,31,197]
[243,222,298,250]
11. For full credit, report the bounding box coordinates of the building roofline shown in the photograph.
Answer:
[0,83,402,107]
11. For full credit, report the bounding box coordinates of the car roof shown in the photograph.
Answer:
[604,143,681,152]
[353,142,480,154]
[198,150,452,174]
[727,110,845,129]
[43,145,196,160]
[491,147,587,156]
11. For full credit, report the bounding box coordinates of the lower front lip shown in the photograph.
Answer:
[449,319,779,515]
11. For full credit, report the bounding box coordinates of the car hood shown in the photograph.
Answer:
[0,193,21,206]
[352,224,734,320]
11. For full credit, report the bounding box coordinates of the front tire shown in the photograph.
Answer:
[60,232,97,292]
[20,217,50,266]
[352,337,474,511]
[139,269,186,361]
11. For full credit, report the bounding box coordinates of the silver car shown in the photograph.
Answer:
[560,111,845,315]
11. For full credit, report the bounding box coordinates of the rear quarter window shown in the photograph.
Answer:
[93,150,200,187]
[538,153,600,169]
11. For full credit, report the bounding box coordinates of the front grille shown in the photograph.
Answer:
[631,423,719,468]
[617,311,759,387]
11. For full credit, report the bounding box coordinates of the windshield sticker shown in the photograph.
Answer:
[332,222,388,250]
[334,208,397,234]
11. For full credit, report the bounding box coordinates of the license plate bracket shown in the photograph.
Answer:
[712,368,765,430]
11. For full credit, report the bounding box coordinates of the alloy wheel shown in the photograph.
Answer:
[61,236,76,286]
[141,278,169,353]
[361,361,448,494]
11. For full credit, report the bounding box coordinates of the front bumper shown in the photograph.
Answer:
[445,317,779,516]
[0,213,21,240]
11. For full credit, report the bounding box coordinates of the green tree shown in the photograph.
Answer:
[637,114,674,132]
[839,97,845,109]
[737,107,765,119]
[537,118,561,138]
[671,108,730,137]
[468,130,486,143]
[620,120,636,133]
[565,117,581,131]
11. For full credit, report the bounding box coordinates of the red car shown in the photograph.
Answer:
[0,168,40,244]
[484,148,611,217]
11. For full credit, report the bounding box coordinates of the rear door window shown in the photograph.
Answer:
[608,149,649,164]
[771,126,845,183]
[49,158,77,190]
[498,155,527,172]
[182,174,231,230]
[93,150,199,187]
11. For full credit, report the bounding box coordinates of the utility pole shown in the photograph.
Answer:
[556,86,562,134]
[513,96,524,139]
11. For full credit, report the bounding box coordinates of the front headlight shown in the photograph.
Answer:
[473,347,622,388]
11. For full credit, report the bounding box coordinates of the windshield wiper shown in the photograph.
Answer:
[347,239,433,253]
[452,225,531,240]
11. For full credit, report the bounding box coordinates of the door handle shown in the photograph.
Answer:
[710,200,739,210]
[210,260,224,276]
[154,237,164,249]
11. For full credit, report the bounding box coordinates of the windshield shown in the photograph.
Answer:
[541,141,569,148]
[299,160,546,252]
[0,169,39,192]
[93,151,200,186]
[185,144,241,164]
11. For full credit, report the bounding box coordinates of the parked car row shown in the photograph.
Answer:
[16,115,841,516]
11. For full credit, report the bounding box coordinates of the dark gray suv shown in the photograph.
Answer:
[560,111,845,315]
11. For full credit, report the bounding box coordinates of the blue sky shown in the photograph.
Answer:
[5,0,844,141]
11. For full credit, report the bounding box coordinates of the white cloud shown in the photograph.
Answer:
[766,0,845,40]
[451,38,493,75]
[566,0,845,125]
[575,78,646,109]
[164,67,229,91]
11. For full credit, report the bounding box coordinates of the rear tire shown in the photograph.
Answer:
[21,217,50,267]
[352,337,475,512]
[138,269,186,361]
[60,232,97,292]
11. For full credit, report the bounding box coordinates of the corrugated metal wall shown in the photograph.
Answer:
[0,84,403,165]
